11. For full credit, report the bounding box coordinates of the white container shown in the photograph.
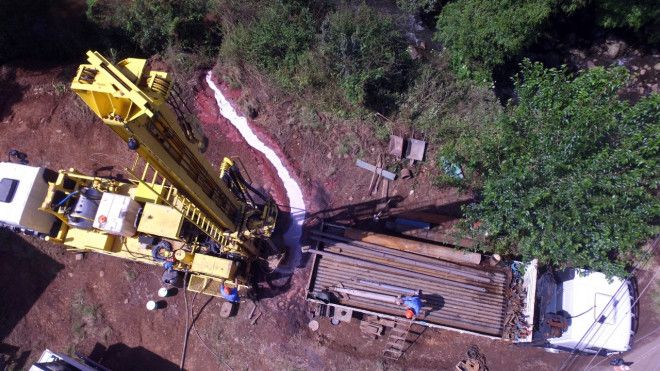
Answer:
[93,192,141,236]
[158,287,172,297]
[146,300,163,310]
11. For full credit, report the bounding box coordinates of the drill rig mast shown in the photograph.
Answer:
[0,51,278,295]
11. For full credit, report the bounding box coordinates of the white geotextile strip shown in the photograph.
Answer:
[206,72,306,267]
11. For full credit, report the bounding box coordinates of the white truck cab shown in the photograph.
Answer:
[0,162,58,236]
[526,267,638,355]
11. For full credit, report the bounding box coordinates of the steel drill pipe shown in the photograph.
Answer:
[308,248,488,293]
[320,240,496,282]
[314,271,506,319]
[319,279,506,322]
[322,243,500,285]
[309,231,502,281]
[342,296,503,336]
[316,260,506,306]
[320,247,506,296]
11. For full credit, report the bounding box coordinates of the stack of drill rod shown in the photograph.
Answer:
[307,228,510,337]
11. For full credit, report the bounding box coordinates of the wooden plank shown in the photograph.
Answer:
[344,228,482,265]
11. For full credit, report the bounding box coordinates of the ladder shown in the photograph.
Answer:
[382,319,414,361]
[128,159,230,247]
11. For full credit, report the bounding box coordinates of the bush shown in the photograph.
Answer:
[320,5,411,112]
[220,2,315,90]
[88,0,222,56]
[461,61,659,276]
[399,58,501,187]
[435,0,553,82]
[396,0,442,14]
[595,0,660,43]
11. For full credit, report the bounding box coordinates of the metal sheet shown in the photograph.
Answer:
[405,138,426,161]
[355,159,396,180]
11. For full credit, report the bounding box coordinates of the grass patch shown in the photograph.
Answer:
[70,290,106,350]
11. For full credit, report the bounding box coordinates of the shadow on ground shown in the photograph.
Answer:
[0,230,64,340]
[90,342,179,371]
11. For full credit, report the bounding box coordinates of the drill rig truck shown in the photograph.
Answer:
[0,51,278,295]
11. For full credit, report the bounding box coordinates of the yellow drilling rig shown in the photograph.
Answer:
[0,51,278,295]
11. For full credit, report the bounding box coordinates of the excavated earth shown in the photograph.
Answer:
[1,64,658,371]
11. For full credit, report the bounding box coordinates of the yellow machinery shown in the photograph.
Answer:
[0,51,277,296]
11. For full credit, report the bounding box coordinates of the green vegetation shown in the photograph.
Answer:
[219,3,411,113]
[3,0,658,277]
[87,0,222,56]
[220,2,315,90]
[320,5,410,112]
[398,57,502,186]
[435,0,553,81]
[595,0,660,42]
[454,62,659,275]
[396,0,442,14]
[435,0,660,81]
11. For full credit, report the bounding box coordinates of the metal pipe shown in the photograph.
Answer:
[323,243,501,286]
[314,271,506,320]
[357,279,418,295]
[321,241,495,283]
[342,296,503,336]
[317,279,506,323]
[308,248,488,293]
[316,260,506,305]
[309,231,504,282]
[332,287,399,304]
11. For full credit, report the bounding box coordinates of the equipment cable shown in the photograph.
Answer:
[190,292,234,371]
[179,270,190,371]
[568,306,594,319]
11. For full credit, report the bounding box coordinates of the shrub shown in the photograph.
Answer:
[400,58,501,184]
[435,0,553,82]
[320,5,411,112]
[220,2,315,90]
[395,0,442,14]
[461,61,659,276]
[88,0,222,56]
[595,0,660,43]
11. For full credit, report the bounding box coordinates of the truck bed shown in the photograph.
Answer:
[306,226,511,337]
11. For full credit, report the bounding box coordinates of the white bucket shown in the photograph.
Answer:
[146,300,163,310]
[158,287,172,297]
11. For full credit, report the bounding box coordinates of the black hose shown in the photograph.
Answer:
[179,270,190,371]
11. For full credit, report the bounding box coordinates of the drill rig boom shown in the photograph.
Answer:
[0,51,278,295]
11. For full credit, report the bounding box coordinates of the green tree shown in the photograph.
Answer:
[320,5,410,111]
[462,61,659,275]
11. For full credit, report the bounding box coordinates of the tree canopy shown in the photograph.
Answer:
[461,61,659,275]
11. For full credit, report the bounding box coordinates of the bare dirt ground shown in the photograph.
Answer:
[0,63,657,371]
